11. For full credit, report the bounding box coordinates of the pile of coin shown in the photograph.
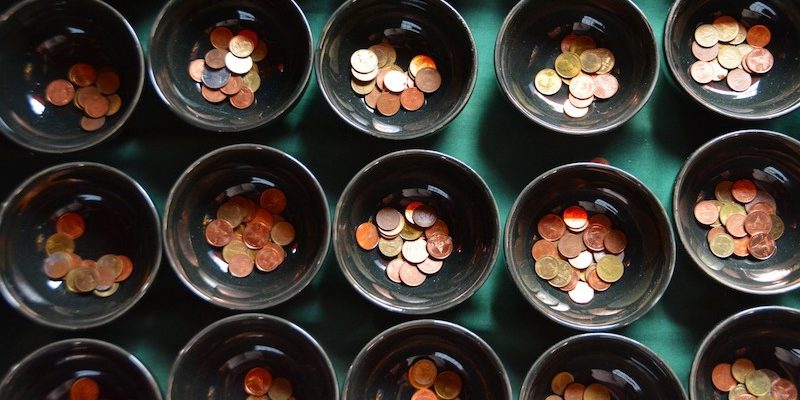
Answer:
[690,16,774,91]
[711,358,797,399]
[355,200,453,287]
[531,205,628,304]
[547,371,612,400]
[533,33,618,119]
[204,188,296,278]
[350,43,442,116]
[70,377,100,400]
[243,367,295,400]
[42,212,134,297]
[44,63,122,132]
[405,358,463,400]
[189,26,267,109]
[694,179,783,260]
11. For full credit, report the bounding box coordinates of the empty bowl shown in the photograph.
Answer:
[664,0,800,119]
[0,0,144,152]
[0,162,162,329]
[690,306,800,400]
[495,0,658,135]
[342,319,512,400]
[505,162,675,330]
[316,0,478,139]
[148,0,313,132]
[0,338,162,399]
[163,144,330,310]
[673,129,800,294]
[520,333,687,399]
[333,149,500,314]
[168,313,338,400]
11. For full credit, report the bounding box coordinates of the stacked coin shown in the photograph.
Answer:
[42,212,134,297]
[694,179,783,260]
[44,63,122,132]
[531,205,628,304]
[243,367,295,400]
[350,43,442,116]
[711,358,797,399]
[189,26,267,109]
[406,358,463,400]
[70,377,100,400]
[690,16,774,91]
[533,33,618,119]
[548,371,612,400]
[204,188,296,278]
[355,200,453,287]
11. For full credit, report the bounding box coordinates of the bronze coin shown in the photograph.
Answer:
[220,75,244,95]
[376,92,401,116]
[538,214,566,241]
[70,377,100,400]
[426,233,453,259]
[260,188,287,214]
[557,232,585,259]
[356,221,380,250]
[746,25,771,48]
[771,379,798,400]
[592,73,618,99]
[726,68,752,92]
[56,212,85,239]
[244,367,272,396]
[76,86,101,109]
[204,48,228,69]
[712,363,738,392]
[743,210,773,235]
[201,85,227,103]
[400,87,425,111]
[205,219,234,247]
[45,79,75,106]
[68,64,97,87]
[731,179,757,203]
[582,223,609,251]
[603,230,627,254]
[531,239,558,261]
[586,265,610,291]
[559,269,579,292]
[255,243,284,272]
[412,205,438,228]
[80,116,106,132]
[425,220,449,239]
[229,34,256,58]
[228,253,254,278]
[724,213,747,238]
[230,87,255,109]
[376,207,403,231]
[115,255,134,282]
[694,200,720,225]
[188,59,206,82]
[707,225,727,243]
[243,220,271,249]
[83,93,110,118]
[748,232,776,260]
[95,69,120,95]
[414,67,441,93]
[745,48,774,74]
[732,236,750,257]
[364,87,382,109]
[210,26,233,50]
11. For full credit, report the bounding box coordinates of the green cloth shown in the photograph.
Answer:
[1,0,798,397]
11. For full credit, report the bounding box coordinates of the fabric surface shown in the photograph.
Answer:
[1,0,798,397]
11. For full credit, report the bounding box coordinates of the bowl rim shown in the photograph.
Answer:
[342,319,513,400]
[0,337,163,399]
[0,161,162,330]
[146,0,314,132]
[688,305,800,400]
[162,143,331,310]
[332,148,501,314]
[672,129,800,294]
[167,312,339,400]
[504,161,676,331]
[315,0,479,140]
[494,0,660,136]
[0,0,145,153]
[663,0,800,120]
[520,332,688,399]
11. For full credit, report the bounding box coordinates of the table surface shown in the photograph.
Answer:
[1,0,798,398]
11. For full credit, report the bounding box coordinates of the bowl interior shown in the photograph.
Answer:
[170,314,337,399]
[344,321,510,399]
[506,164,673,329]
[149,0,312,131]
[334,151,498,313]
[496,0,657,134]
[0,339,161,399]
[674,131,800,293]
[665,0,800,118]
[0,163,160,328]
[317,0,476,139]
[165,145,329,309]
[691,307,800,399]
[0,0,143,152]
[521,334,686,400]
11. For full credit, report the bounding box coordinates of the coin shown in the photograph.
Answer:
[568,74,595,99]
[426,233,453,259]
[564,382,586,400]
[535,256,560,280]
[568,251,593,270]
[748,232,776,260]
[409,55,437,77]
[596,255,623,283]
[46,233,75,255]
[555,52,581,78]
[402,238,429,264]
[95,69,120,95]
[559,269,579,292]
[694,200,720,225]
[68,64,97,87]
[226,52,253,75]
[769,214,784,240]
[79,116,105,131]
[351,49,379,74]
[562,206,588,230]
[270,221,295,246]
[220,75,243,96]
[551,372,574,395]
[719,201,746,225]
[725,213,747,238]
[745,48,774,74]
[400,87,425,111]
[230,86,255,109]
[229,35,255,58]
[251,40,268,62]
[268,377,293,400]
[690,61,715,84]
[603,229,627,253]
[43,252,72,279]
[255,243,284,272]
[715,181,734,201]
[434,371,462,399]
[731,179,757,203]
[732,236,750,257]
[535,69,563,96]
[532,239,559,261]
[45,79,75,106]
[202,66,231,89]
[695,24,720,47]
[351,78,376,95]
[414,67,441,94]
[204,48,227,69]
[743,210,772,235]
[364,87,382,109]
[557,232,585,259]
[356,222,380,250]
[718,45,743,70]
[378,235,403,257]
[569,93,593,108]
[383,70,407,93]
[592,74,618,99]
[561,34,578,53]
[548,259,573,288]
[70,377,100,400]
[732,358,756,383]
[713,16,739,42]
[411,388,438,400]
[579,50,602,73]
[83,93,109,118]
[425,219,449,239]
[352,66,379,82]
[712,363,738,391]
[567,281,594,304]
[569,35,596,55]
[244,367,272,396]
[583,383,610,400]
[243,67,262,92]
[228,253,254,278]
[710,233,735,258]
[727,68,752,92]
[586,265,610,291]
[417,257,443,274]
[375,92,401,116]
[385,258,403,283]
[692,41,720,62]
[745,370,772,397]
[746,25,771,48]
[376,207,403,231]
[56,212,85,239]
[771,379,798,400]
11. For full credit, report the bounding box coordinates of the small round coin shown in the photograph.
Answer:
[45,79,75,106]
[230,86,255,109]
[746,25,771,48]
[244,367,272,396]
[731,358,755,383]
[434,371,462,399]
[592,74,618,99]
[555,52,582,79]
[695,24,720,47]
[535,69,562,95]
[712,363,738,392]
[415,67,441,94]
[400,87,425,111]
[229,35,255,58]
[596,255,623,283]
[351,49,379,74]
[568,74,595,99]
[551,371,574,395]
[356,221,380,250]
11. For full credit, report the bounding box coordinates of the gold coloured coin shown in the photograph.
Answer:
[535,256,560,280]
[399,223,423,241]
[434,371,462,399]
[243,67,262,92]
[695,24,720,47]
[548,260,573,288]
[584,383,611,400]
[718,45,743,70]
[769,214,784,240]
[409,359,438,389]
[534,69,562,95]
[555,52,581,78]
[351,78,376,95]
[46,233,75,255]
[222,239,252,263]
[745,370,771,396]
[579,50,602,73]
[229,35,255,58]
[378,236,403,258]
[593,48,615,74]
[596,255,623,283]
[268,377,293,400]
[728,384,748,400]
[713,16,740,42]
[550,372,574,396]
[217,201,244,228]
[709,233,735,258]
[731,358,755,383]
[719,202,745,225]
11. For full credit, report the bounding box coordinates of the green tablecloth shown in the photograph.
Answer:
[1,0,798,397]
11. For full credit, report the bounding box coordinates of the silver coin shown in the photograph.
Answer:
[201,67,231,89]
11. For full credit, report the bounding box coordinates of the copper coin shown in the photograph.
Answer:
[376,70,388,91]
[582,223,609,251]
[559,269,579,292]
[376,207,403,231]
[727,68,752,92]
[692,41,719,62]
[243,220,270,249]
[592,74,618,99]
[220,75,244,95]
[83,93,109,118]
[772,378,798,400]
[733,236,750,257]
[690,61,714,84]
[70,377,99,400]
[376,92,401,116]
[228,253,255,277]
[412,206,438,228]
[694,200,720,225]
[229,34,256,58]
[115,255,133,282]
[68,64,97,87]
[562,206,588,230]
[80,116,106,132]
[538,214,566,241]
[204,48,228,69]
[563,382,586,400]
[745,48,774,74]
[201,85,227,103]
[255,243,284,272]
[531,239,558,260]
[251,40,268,62]
[417,257,443,274]
[270,221,295,246]
[746,25,771,48]
[230,86,255,109]
[603,229,627,253]
[748,201,776,215]
[411,388,438,400]
[557,232,585,259]
[707,225,727,243]
[188,59,206,82]
[238,30,260,49]
[400,87,425,111]
[568,74,595,99]
[409,55,437,77]
[426,233,453,259]
[244,367,272,396]
[399,261,426,286]
[95,69,120,95]
[210,26,233,50]
[589,214,612,229]
[386,258,403,283]
[712,363,738,391]
[731,179,757,203]
[76,86,101,108]
[415,67,441,93]
[56,212,85,239]
[45,79,75,106]
[356,221,380,250]
[748,232,776,260]
[425,219,449,239]
[364,87,382,109]
[586,265,611,291]
[43,252,72,279]
[569,93,594,108]
[230,196,258,223]
[260,188,287,214]
[105,94,121,116]
[725,213,747,238]
[743,210,772,235]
